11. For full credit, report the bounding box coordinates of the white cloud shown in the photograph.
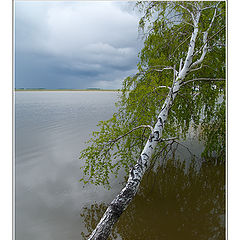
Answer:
[16,1,139,55]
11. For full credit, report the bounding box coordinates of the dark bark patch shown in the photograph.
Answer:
[142,153,149,160]
[95,234,109,240]
[158,117,163,127]
[136,162,143,171]
[110,202,125,218]
[121,187,135,200]
[153,130,160,141]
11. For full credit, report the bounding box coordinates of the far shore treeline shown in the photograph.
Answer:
[15,88,120,91]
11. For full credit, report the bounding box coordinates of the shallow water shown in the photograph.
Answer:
[14,91,225,240]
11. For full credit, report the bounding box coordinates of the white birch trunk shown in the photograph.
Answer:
[87,8,205,240]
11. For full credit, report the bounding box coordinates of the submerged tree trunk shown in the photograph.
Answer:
[88,4,220,240]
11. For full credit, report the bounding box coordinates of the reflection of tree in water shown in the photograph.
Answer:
[80,158,225,240]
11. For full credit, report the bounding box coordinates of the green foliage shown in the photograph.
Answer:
[79,1,226,186]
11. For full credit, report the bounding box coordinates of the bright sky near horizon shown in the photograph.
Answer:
[15,1,142,89]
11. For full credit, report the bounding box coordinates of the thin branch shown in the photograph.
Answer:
[201,5,216,11]
[169,34,191,60]
[160,137,178,142]
[192,25,225,59]
[167,19,195,27]
[190,3,220,69]
[151,67,178,74]
[141,65,179,75]
[167,12,190,21]
[201,64,219,72]
[172,140,198,159]
[108,125,154,144]
[180,78,225,87]
[177,3,195,23]
[146,142,170,181]
[155,85,171,89]
[189,64,203,72]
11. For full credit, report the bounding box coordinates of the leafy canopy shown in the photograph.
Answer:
[79,1,226,187]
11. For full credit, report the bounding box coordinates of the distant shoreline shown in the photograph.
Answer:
[14,89,120,92]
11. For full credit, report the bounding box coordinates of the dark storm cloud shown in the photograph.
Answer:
[15,1,142,89]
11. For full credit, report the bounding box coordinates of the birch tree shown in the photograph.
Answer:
[79,1,226,239]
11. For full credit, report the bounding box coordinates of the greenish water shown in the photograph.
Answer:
[81,158,225,240]
[15,91,225,240]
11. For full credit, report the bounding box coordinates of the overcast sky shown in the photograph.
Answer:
[15,1,142,89]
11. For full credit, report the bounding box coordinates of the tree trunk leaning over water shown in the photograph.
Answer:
[88,3,223,240]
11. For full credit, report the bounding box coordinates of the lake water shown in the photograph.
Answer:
[14,91,225,240]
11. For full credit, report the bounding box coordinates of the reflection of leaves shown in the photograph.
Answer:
[80,158,225,240]
[80,203,118,240]
[80,203,104,239]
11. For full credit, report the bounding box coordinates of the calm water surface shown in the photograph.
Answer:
[15,91,225,240]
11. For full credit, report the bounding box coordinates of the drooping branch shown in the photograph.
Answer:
[180,78,225,87]
[108,125,154,144]
[140,65,179,75]
[172,139,199,160]
[100,125,155,162]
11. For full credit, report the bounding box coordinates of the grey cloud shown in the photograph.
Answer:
[15,1,142,89]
